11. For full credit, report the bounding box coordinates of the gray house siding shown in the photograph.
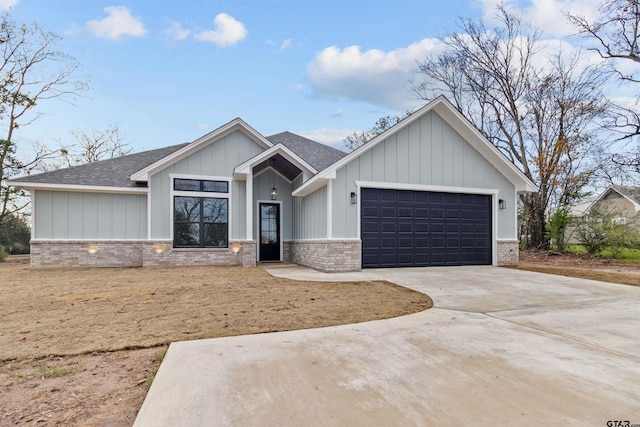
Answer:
[33,190,147,240]
[149,130,265,240]
[293,184,327,240]
[330,110,517,240]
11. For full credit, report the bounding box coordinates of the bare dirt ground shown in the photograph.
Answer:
[511,250,640,286]
[0,258,431,426]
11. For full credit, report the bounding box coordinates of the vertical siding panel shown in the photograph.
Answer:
[111,194,126,239]
[420,113,432,184]
[463,143,476,186]
[407,121,421,184]
[371,142,385,182]
[431,114,443,185]
[34,191,52,239]
[442,124,454,184]
[66,193,83,239]
[51,192,68,239]
[97,194,111,238]
[384,135,397,182]
[396,126,409,183]
[139,195,147,239]
[83,193,98,238]
[452,133,465,187]
[345,161,360,238]
[359,149,373,181]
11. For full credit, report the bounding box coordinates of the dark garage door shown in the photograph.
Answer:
[361,188,492,268]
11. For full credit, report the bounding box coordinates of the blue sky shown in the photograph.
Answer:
[3,0,605,156]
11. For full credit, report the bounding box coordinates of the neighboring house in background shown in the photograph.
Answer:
[565,185,640,244]
[8,96,536,271]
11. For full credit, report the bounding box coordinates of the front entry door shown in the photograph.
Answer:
[259,203,280,261]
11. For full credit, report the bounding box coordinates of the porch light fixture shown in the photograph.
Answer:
[499,199,506,210]
[270,186,278,200]
[87,247,97,256]
[350,192,357,205]
[154,246,165,255]
[231,245,241,255]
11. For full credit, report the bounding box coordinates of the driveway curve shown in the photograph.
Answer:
[134,266,640,426]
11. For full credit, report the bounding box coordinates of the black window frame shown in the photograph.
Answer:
[173,196,229,248]
[173,178,228,193]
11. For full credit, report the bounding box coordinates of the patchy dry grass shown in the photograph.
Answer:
[507,263,640,286]
[0,263,432,425]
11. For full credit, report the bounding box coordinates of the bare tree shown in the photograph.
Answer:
[414,6,609,248]
[59,124,131,167]
[0,14,87,229]
[343,112,413,151]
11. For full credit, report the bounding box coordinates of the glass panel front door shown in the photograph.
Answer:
[259,203,280,261]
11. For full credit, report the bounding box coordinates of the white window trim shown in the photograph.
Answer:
[169,173,232,247]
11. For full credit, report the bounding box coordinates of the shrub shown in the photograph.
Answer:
[0,245,6,263]
[577,209,640,256]
[547,209,572,251]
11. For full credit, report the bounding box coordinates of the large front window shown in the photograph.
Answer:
[174,196,228,247]
[173,177,230,248]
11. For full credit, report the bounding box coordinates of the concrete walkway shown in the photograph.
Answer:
[134,266,640,426]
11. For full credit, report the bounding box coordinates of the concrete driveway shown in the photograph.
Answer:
[134,266,640,426]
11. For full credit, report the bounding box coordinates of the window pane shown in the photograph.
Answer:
[204,223,228,247]
[174,197,200,222]
[203,198,227,223]
[175,223,200,246]
[202,180,228,193]
[174,179,201,192]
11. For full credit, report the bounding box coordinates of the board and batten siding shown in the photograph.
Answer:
[331,110,517,239]
[33,190,147,239]
[149,130,265,240]
[292,174,327,240]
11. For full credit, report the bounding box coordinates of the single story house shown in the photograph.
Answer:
[9,96,536,271]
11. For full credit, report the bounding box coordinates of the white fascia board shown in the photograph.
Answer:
[7,181,148,194]
[233,143,317,181]
[293,95,536,197]
[130,118,273,182]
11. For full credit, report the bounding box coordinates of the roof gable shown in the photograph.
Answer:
[130,118,273,182]
[292,96,537,197]
[589,185,640,213]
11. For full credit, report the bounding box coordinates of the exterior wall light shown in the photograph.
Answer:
[499,199,506,210]
[87,247,97,256]
[154,246,165,255]
[231,245,241,256]
[350,192,357,205]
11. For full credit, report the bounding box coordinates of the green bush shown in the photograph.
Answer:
[0,245,6,263]
[547,209,572,251]
[576,209,640,256]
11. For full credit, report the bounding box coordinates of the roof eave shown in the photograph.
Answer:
[7,181,148,194]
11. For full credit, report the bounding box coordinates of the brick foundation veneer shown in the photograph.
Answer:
[497,239,519,265]
[30,240,257,268]
[290,240,361,273]
[30,240,144,268]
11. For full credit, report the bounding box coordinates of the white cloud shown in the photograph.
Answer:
[329,109,345,119]
[0,0,18,10]
[194,13,247,47]
[297,128,355,149]
[86,6,147,40]
[306,39,444,110]
[195,123,209,130]
[476,0,601,37]
[163,20,191,41]
[279,38,292,51]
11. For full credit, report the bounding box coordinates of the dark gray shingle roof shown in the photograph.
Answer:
[9,144,188,188]
[9,130,347,189]
[266,132,347,171]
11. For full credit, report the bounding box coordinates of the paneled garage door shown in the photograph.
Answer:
[361,188,492,268]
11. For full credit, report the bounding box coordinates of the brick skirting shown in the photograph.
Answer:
[290,240,362,273]
[30,240,257,268]
[497,239,519,265]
